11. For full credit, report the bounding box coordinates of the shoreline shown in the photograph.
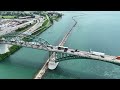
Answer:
[0,14,62,62]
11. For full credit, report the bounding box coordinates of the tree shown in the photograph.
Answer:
[49,17,53,24]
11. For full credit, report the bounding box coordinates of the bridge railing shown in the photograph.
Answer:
[0,35,51,51]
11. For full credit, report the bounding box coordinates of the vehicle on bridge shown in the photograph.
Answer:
[91,51,105,56]
[71,50,74,53]
[64,47,68,52]
[57,46,64,50]
[116,56,120,60]
[75,49,79,52]
[89,49,105,57]
[47,45,53,49]
[100,55,105,58]
[57,46,68,52]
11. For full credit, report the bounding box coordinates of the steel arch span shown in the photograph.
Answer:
[0,35,50,51]
[0,35,120,67]
[54,52,120,66]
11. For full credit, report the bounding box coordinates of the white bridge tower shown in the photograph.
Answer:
[48,52,59,70]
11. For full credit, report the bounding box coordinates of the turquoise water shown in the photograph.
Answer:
[0,11,74,79]
[1,11,120,79]
[43,11,120,79]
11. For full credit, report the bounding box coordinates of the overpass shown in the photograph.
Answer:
[0,35,120,70]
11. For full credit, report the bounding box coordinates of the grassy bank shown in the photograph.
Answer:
[23,15,52,41]
[32,19,52,36]
[32,14,58,36]
[42,19,49,27]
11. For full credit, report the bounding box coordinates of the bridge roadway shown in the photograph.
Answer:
[0,40,119,64]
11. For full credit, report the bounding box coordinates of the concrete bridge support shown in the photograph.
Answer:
[48,52,59,70]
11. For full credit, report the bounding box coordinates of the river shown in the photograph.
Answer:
[1,11,120,79]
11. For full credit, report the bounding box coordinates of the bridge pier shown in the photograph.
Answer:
[0,44,10,54]
[48,52,59,70]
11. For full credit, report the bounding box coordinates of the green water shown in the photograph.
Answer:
[1,11,120,79]
[43,11,120,79]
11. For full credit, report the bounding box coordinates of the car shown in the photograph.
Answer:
[58,46,64,50]
[71,50,74,53]
[100,55,104,58]
[47,45,53,49]
[75,49,79,52]
[64,47,68,52]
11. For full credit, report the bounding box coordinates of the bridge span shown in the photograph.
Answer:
[1,15,120,79]
[0,15,120,79]
[0,36,120,67]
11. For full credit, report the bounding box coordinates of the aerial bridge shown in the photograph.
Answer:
[0,35,120,70]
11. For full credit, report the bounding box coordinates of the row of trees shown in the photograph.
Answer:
[9,45,21,54]
[0,11,35,17]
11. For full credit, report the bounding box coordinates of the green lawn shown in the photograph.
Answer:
[0,16,16,19]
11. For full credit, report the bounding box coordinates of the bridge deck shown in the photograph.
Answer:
[0,40,119,65]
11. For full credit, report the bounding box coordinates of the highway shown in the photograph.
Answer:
[22,16,45,35]
[0,38,119,67]
[0,15,44,36]
[0,19,35,36]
